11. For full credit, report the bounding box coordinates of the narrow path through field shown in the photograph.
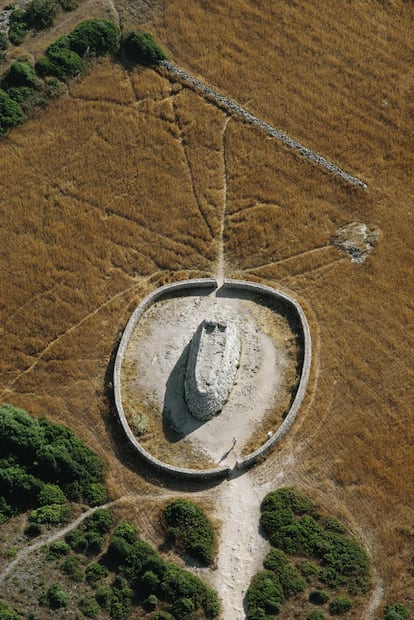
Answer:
[0,491,210,588]
[216,116,231,285]
[211,471,271,619]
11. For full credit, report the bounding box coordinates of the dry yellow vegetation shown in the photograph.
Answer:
[0,0,413,615]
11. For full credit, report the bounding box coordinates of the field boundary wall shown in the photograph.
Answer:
[160,61,367,190]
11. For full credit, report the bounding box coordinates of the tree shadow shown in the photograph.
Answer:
[162,340,205,442]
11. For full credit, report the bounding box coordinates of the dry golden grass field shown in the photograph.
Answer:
[0,0,414,617]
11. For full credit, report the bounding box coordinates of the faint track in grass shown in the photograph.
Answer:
[159,62,368,189]
[0,491,210,587]
[216,116,231,284]
[171,97,216,239]
[0,279,150,398]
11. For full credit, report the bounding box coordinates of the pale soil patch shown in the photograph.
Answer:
[209,471,272,619]
[120,286,300,468]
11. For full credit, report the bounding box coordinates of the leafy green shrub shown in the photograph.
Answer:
[47,47,84,80]
[162,499,216,565]
[329,597,352,615]
[8,10,28,45]
[144,594,159,611]
[263,548,289,572]
[0,464,42,507]
[79,596,100,618]
[309,590,329,605]
[8,23,28,45]
[307,612,326,620]
[85,530,104,554]
[321,516,347,534]
[61,554,83,581]
[261,487,317,517]
[24,0,58,29]
[95,585,112,610]
[24,522,42,538]
[123,31,167,65]
[171,596,194,617]
[85,562,109,584]
[84,508,114,534]
[29,503,69,525]
[69,19,119,56]
[46,540,70,560]
[42,584,69,609]
[84,482,107,506]
[383,603,410,620]
[38,483,66,505]
[34,56,52,77]
[296,559,319,582]
[0,599,22,619]
[65,528,88,552]
[246,570,285,619]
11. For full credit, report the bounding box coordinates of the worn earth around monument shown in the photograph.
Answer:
[120,288,299,468]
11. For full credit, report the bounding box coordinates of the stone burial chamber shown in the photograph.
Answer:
[184,318,241,421]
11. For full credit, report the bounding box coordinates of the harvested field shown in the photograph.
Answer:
[0,0,413,616]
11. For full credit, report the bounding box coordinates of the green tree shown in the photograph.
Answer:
[42,584,69,609]
[69,19,120,56]
[383,603,410,620]
[123,31,167,65]
[24,0,58,29]
[162,499,216,565]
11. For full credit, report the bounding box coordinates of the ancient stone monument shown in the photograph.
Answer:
[184,318,241,421]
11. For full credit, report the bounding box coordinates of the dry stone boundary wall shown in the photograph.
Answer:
[114,278,311,478]
[160,61,367,190]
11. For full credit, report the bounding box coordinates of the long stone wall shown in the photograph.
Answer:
[113,278,232,480]
[220,279,312,470]
[159,61,367,190]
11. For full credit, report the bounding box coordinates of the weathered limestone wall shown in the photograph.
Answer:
[185,319,241,421]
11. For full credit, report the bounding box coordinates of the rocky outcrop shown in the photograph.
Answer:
[185,319,241,421]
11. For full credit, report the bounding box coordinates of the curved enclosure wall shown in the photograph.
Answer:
[113,278,311,479]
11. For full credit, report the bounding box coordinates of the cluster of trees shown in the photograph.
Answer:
[162,499,216,566]
[0,404,107,524]
[104,520,220,619]
[40,515,220,619]
[7,0,80,47]
[35,19,120,81]
[246,487,371,619]
[0,17,167,138]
